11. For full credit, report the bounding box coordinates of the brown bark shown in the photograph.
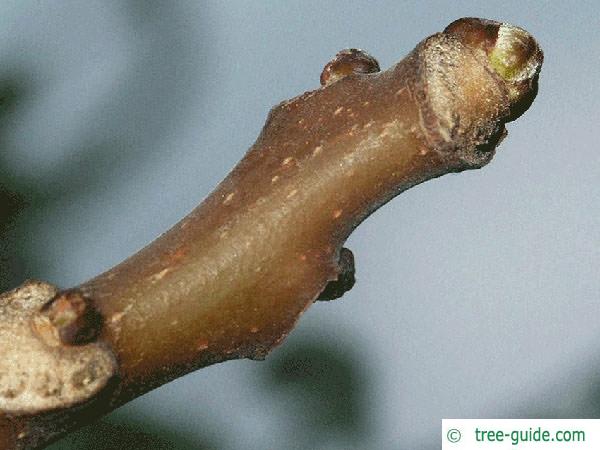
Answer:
[0,18,543,449]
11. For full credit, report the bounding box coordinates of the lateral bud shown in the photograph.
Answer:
[40,289,103,345]
[320,48,380,86]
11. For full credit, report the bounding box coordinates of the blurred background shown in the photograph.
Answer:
[0,1,597,449]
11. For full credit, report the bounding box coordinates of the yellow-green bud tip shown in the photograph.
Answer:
[444,18,543,116]
[489,24,541,83]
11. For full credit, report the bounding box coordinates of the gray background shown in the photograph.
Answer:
[0,1,597,449]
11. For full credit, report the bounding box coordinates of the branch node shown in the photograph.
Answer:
[317,247,356,301]
[0,281,117,417]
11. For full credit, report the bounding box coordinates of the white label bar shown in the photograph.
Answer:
[442,419,600,449]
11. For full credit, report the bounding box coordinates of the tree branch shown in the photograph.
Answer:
[0,18,543,449]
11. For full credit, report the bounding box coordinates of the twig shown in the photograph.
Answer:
[0,18,543,449]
